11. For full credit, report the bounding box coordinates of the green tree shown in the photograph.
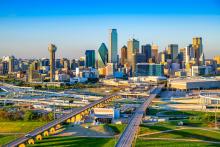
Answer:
[24,110,34,121]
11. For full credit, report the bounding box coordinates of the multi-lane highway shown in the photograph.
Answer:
[4,93,120,147]
[115,84,164,147]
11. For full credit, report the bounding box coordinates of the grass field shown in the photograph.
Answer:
[27,136,115,147]
[0,121,46,146]
[136,139,218,147]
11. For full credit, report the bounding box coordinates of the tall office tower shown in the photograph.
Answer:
[55,59,61,69]
[71,59,78,70]
[158,51,166,63]
[151,44,159,63]
[85,50,95,68]
[167,44,178,62]
[179,48,186,62]
[63,58,70,70]
[141,44,152,62]
[8,56,15,73]
[185,44,194,64]
[108,29,118,63]
[48,43,57,82]
[192,37,204,65]
[0,61,8,75]
[79,57,85,68]
[98,43,108,68]
[127,39,139,74]
[120,45,127,65]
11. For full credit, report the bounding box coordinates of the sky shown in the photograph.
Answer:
[0,0,220,59]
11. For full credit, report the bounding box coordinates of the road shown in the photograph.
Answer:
[115,84,164,147]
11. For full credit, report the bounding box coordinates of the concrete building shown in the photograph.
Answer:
[127,39,139,74]
[168,77,220,90]
[108,29,118,63]
[214,56,220,65]
[151,44,159,63]
[48,44,57,82]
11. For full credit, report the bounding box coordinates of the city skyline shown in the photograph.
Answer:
[0,0,220,59]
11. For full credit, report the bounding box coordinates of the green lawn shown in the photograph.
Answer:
[136,139,218,147]
[28,136,115,147]
[0,121,46,133]
[0,121,46,146]
[106,124,126,134]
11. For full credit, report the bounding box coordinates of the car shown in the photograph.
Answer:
[25,134,32,138]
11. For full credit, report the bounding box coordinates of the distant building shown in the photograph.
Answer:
[0,61,8,75]
[141,44,151,62]
[191,66,211,76]
[105,63,114,77]
[120,45,127,65]
[136,63,164,76]
[151,44,159,63]
[167,44,178,62]
[98,43,108,68]
[108,29,118,63]
[214,56,220,65]
[8,56,15,73]
[71,59,78,70]
[127,38,139,74]
[192,37,204,65]
[85,50,95,68]
[48,44,57,82]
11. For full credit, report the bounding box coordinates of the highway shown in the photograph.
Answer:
[115,84,164,147]
[4,93,119,147]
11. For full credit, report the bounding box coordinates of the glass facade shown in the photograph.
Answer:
[85,50,95,68]
[98,43,108,68]
[136,63,164,76]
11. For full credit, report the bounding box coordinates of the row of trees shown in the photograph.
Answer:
[0,109,54,122]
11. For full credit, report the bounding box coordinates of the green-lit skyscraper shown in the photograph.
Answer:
[98,43,108,68]
[85,50,95,68]
[108,29,118,63]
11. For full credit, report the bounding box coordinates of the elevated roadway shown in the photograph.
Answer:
[115,84,164,147]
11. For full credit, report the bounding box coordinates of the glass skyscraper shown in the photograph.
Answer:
[108,29,118,63]
[136,63,164,76]
[141,44,152,62]
[98,43,108,68]
[85,50,95,68]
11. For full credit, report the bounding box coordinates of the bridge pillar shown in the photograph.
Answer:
[56,124,61,129]
[66,118,71,123]
[49,127,56,134]
[18,143,26,147]
[36,134,42,141]
[71,117,75,123]
[43,131,49,137]
[75,114,82,122]
[28,138,35,144]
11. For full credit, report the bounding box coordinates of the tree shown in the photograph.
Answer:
[24,110,34,121]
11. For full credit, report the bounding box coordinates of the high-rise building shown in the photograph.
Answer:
[141,44,152,62]
[8,56,15,73]
[192,37,204,65]
[108,29,118,63]
[136,63,164,76]
[63,58,70,70]
[167,44,178,62]
[0,61,8,75]
[71,59,78,70]
[151,44,159,63]
[85,50,95,68]
[120,45,127,65]
[98,43,108,68]
[127,39,139,74]
[48,43,57,82]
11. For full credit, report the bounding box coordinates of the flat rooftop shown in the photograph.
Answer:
[169,77,220,83]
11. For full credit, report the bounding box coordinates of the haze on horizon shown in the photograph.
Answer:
[0,0,220,59]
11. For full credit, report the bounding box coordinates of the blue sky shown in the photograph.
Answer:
[0,0,220,59]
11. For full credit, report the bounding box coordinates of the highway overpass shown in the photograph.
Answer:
[4,94,121,147]
[115,84,164,147]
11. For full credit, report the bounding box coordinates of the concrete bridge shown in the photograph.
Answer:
[115,84,164,147]
[4,94,121,147]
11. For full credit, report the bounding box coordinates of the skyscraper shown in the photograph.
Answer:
[151,44,159,63]
[48,43,57,82]
[127,39,139,74]
[120,45,127,65]
[108,29,118,63]
[85,50,95,68]
[192,37,204,65]
[98,43,108,68]
[167,44,178,62]
[8,56,15,73]
[141,44,152,62]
